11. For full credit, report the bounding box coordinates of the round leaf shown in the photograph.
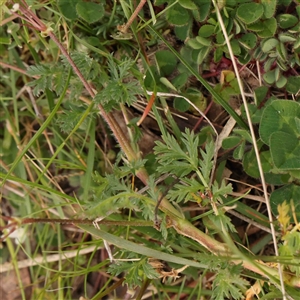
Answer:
[166,4,190,26]
[222,136,242,149]
[248,18,277,38]
[76,2,104,24]
[196,36,211,47]
[174,21,193,40]
[270,132,300,170]
[155,50,178,76]
[171,73,189,90]
[270,184,300,219]
[179,0,197,10]
[173,97,190,112]
[263,69,276,84]
[237,3,264,24]
[259,100,300,145]
[184,88,207,113]
[275,76,287,88]
[186,38,203,49]
[261,38,278,52]
[278,14,299,29]
[239,33,257,49]
[286,76,300,94]
[198,25,215,38]
[58,0,79,20]
[261,0,277,18]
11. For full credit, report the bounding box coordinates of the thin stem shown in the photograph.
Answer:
[48,31,96,98]
[20,218,153,227]
[119,0,147,33]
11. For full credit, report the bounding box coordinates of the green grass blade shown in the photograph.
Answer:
[80,224,209,269]
[1,69,72,186]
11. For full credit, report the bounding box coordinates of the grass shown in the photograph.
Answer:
[1,1,300,299]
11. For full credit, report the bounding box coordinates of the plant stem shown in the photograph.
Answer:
[119,0,147,33]
[21,218,153,227]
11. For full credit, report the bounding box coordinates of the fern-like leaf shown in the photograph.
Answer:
[56,103,89,133]
[212,265,249,300]
[94,55,142,111]
[27,63,67,96]
[26,64,52,96]
[280,231,300,276]
[211,179,233,203]
[167,177,204,203]
[61,51,95,80]
[199,138,215,183]
[154,129,200,177]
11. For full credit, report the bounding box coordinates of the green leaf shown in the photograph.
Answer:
[199,139,215,183]
[51,64,67,94]
[58,0,79,20]
[258,17,278,38]
[237,3,264,24]
[196,36,212,47]
[279,231,300,276]
[275,75,287,88]
[239,33,257,50]
[26,64,52,96]
[61,51,94,80]
[261,0,277,18]
[243,148,260,178]
[222,136,242,149]
[194,0,211,22]
[278,33,296,43]
[254,86,268,106]
[259,100,300,145]
[27,63,67,96]
[168,177,204,203]
[264,57,276,72]
[212,266,249,300]
[0,36,11,45]
[76,2,104,24]
[171,73,189,90]
[198,25,215,38]
[247,18,277,38]
[270,132,300,170]
[270,184,300,219]
[166,3,190,26]
[179,0,197,10]
[184,87,207,113]
[95,79,142,111]
[186,38,203,50]
[173,97,190,112]
[94,56,142,111]
[263,69,276,84]
[80,224,209,269]
[174,20,193,40]
[286,76,300,94]
[154,129,201,177]
[160,77,177,90]
[233,142,245,160]
[207,213,237,234]
[278,14,299,29]
[241,103,263,124]
[233,129,253,143]
[261,38,278,52]
[196,46,211,64]
[155,50,178,76]
[56,104,87,133]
